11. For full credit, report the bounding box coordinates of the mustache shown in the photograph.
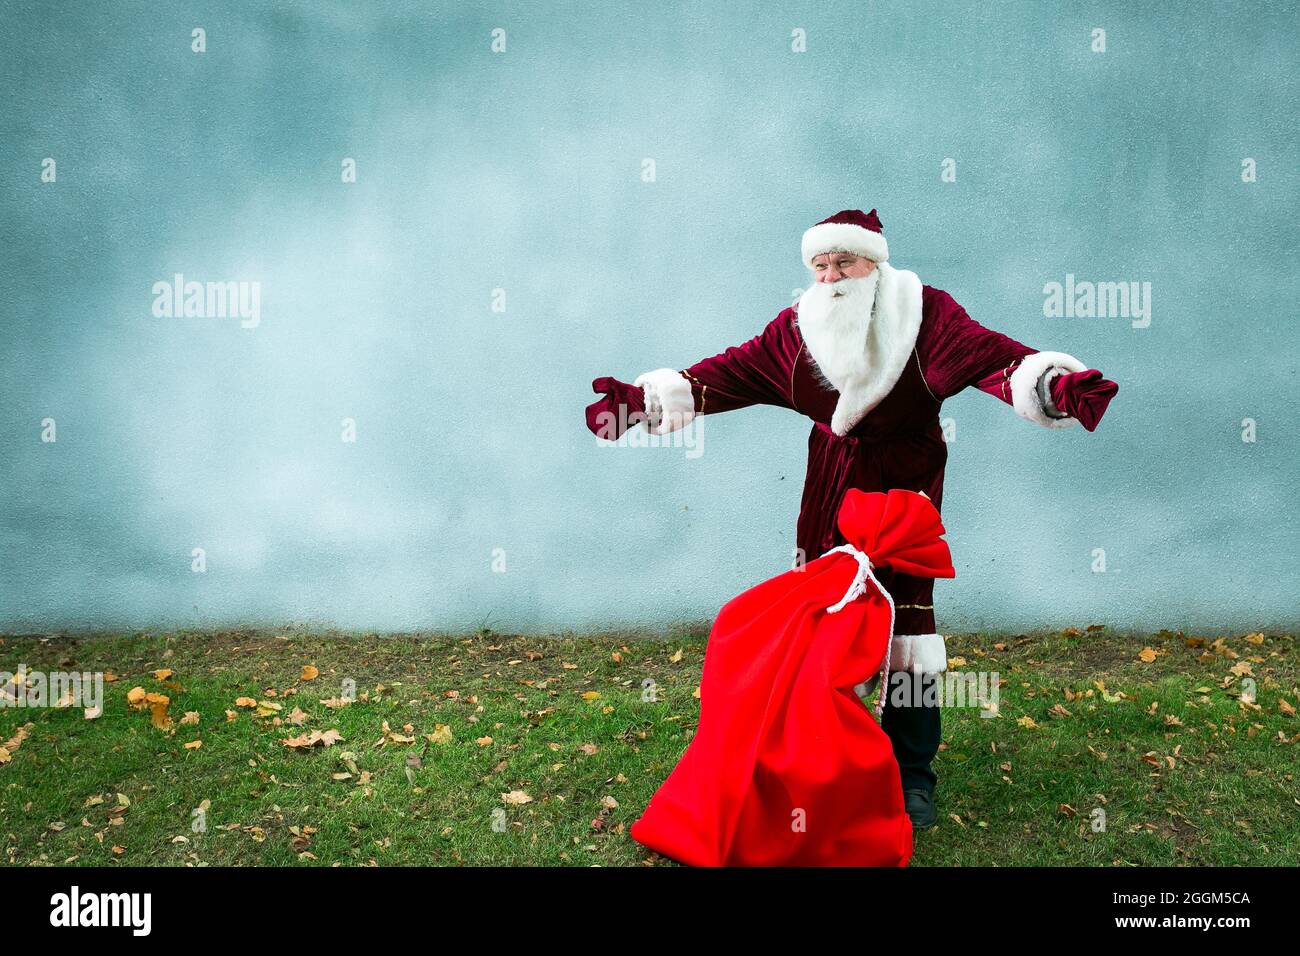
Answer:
[798,272,880,323]
[806,273,877,299]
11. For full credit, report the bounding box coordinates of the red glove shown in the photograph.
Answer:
[1050,369,1118,432]
[585,376,647,439]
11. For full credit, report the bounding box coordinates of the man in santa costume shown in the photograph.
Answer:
[584,209,1118,830]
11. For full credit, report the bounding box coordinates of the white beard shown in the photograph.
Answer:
[794,262,925,436]
[795,272,881,395]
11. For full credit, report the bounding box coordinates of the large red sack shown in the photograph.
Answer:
[630,488,955,866]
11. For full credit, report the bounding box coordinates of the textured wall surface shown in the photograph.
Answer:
[1,1,1296,633]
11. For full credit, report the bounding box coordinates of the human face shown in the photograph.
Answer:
[811,251,877,285]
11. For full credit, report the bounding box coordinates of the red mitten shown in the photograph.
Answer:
[585,376,647,439]
[1050,369,1118,432]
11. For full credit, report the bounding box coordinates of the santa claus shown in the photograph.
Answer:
[584,208,1118,830]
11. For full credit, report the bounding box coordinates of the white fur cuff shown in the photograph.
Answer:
[889,633,948,674]
[1008,350,1087,429]
[632,368,695,435]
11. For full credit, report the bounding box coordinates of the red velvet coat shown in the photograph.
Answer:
[674,287,1039,636]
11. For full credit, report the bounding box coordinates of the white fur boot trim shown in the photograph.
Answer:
[888,633,948,674]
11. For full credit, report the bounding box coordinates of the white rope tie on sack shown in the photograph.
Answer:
[824,543,895,717]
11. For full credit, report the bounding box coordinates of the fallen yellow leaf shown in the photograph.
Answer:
[281,729,343,749]
[426,724,453,745]
[146,693,171,730]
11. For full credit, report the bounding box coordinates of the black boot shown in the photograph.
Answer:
[881,672,941,794]
[903,788,937,829]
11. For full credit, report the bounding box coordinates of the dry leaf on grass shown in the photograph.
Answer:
[380,721,415,745]
[1094,680,1124,703]
[281,729,343,749]
[146,693,171,730]
[0,723,35,766]
[426,724,453,745]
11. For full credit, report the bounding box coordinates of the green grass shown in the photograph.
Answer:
[0,627,1295,866]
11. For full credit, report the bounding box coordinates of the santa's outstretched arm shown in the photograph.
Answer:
[918,291,1118,431]
[585,313,796,439]
[974,356,1118,431]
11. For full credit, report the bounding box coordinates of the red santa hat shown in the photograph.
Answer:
[802,208,889,266]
